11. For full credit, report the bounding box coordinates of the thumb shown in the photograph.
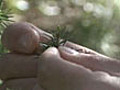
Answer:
[41,47,60,59]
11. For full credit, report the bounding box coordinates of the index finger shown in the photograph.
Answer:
[64,41,106,57]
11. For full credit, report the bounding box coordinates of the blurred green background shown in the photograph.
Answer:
[0,0,120,59]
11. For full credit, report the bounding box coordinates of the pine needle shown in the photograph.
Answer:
[40,26,72,50]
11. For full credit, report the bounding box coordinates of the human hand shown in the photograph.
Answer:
[38,41,120,90]
[1,22,52,54]
[1,22,120,90]
[0,53,45,90]
[0,22,52,90]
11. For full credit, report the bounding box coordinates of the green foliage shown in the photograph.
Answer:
[40,26,72,50]
[0,79,3,86]
[0,0,13,55]
[1,0,120,58]
[0,0,13,27]
[70,18,111,53]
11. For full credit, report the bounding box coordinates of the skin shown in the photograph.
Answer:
[1,22,52,54]
[38,43,120,90]
[0,30,120,90]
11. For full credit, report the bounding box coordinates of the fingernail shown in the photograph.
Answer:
[59,46,79,55]
[41,33,53,42]
[45,47,58,55]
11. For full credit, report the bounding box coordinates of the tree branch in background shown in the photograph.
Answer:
[0,0,13,55]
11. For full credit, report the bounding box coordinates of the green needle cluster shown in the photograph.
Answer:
[40,26,71,50]
[0,0,13,28]
[0,0,13,55]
